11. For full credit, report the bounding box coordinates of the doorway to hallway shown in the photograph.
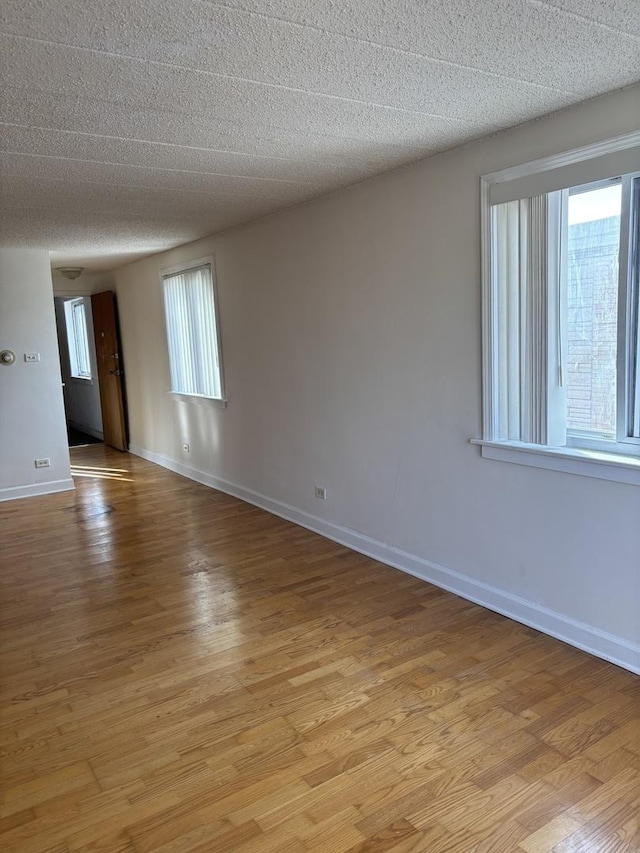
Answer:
[54,290,128,452]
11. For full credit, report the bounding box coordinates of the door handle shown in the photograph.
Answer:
[109,369,124,376]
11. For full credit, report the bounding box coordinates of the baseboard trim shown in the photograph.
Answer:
[67,420,104,441]
[0,478,75,503]
[129,444,640,675]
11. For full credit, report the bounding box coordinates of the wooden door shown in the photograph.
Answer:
[91,291,128,451]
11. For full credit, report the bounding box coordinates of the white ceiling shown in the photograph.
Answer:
[1,0,639,271]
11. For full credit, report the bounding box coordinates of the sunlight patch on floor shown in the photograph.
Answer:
[71,465,134,482]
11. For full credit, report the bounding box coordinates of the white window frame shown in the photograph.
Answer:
[474,131,640,486]
[161,256,226,406]
[64,297,93,381]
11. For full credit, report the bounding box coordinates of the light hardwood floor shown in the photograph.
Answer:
[1,445,638,852]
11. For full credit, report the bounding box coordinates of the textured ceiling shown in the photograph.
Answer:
[1,0,639,271]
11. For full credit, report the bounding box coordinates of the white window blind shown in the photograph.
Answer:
[162,263,224,399]
[491,193,566,446]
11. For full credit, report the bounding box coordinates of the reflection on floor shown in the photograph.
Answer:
[67,425,103,447]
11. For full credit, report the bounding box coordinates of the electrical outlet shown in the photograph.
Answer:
[24,353,40,362]
[34,458,50,468]
[182,443,190,453]
[314,486,327,500]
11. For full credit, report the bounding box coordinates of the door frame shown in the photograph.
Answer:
[54,287,128,450]
[54,289,103,444]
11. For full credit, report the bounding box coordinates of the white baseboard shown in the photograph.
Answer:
[129,444,640,675]
[67,420,104,441]
[0,478,75,503]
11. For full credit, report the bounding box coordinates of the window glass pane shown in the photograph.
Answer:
[72,302,91,377]
[565,183,621,439]
[64,298,92,379]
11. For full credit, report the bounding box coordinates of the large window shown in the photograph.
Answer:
[479,137,640,480]
[162,260,225,401]
[64,297,92,380]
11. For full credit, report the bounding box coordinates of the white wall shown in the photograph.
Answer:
[115,85,640,671]
[52,270,116,296]
[0,249,73,500]
[54,296,103,438]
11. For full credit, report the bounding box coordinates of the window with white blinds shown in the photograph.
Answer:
[480,136,640,466]
[64,297,92,379]
[162,261,224,400]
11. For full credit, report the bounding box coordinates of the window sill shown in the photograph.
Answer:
[168,392,227,409]
[68,376,94,385]
[470,439,640,486]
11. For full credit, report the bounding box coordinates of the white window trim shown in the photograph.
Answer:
[471,439,640,486]
[168,391,227,409]
[160,255,227,403]
[477,130,640,485]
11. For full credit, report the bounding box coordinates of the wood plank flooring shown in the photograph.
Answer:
[1,445,638,852]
